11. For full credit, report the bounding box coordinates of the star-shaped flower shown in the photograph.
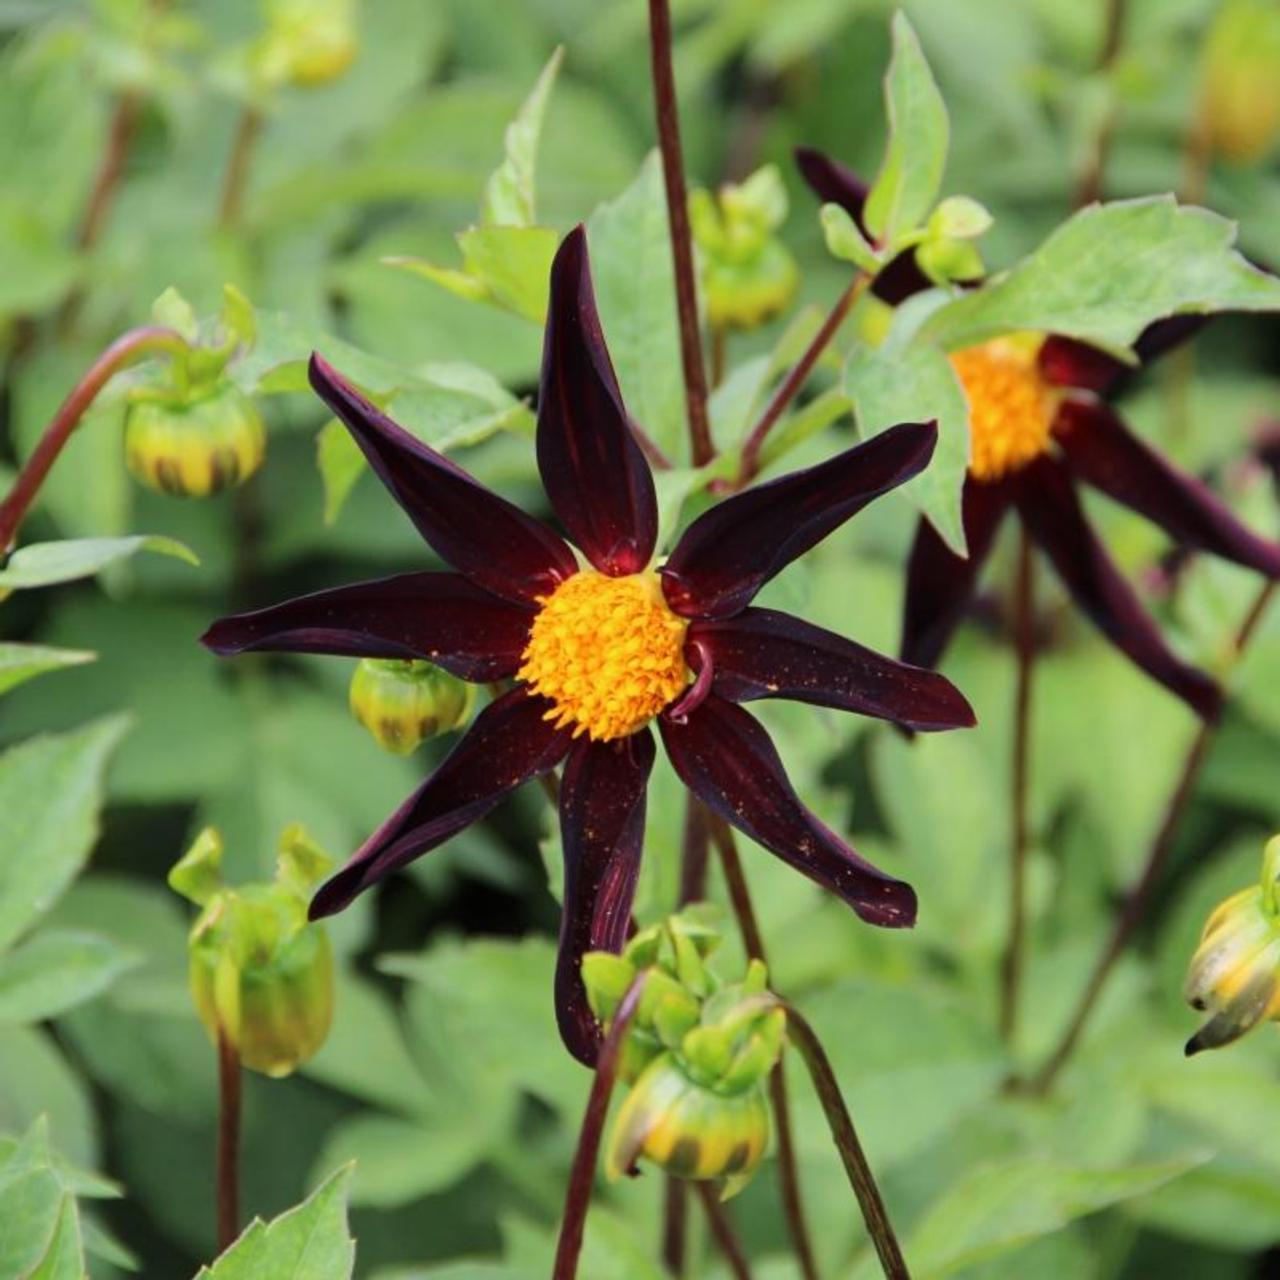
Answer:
[203,226,975,1062]
[796,146,1280,719]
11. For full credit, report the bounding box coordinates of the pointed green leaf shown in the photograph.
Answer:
[922,197,1280,356]
[0,929,141,1024]
[26,1193,84,1280]
[457,224,557,321]
[820,202,881,271]
[168,828,225,908]
[194,1165,355,1279]
[0,536,198,591]
[845,339,969,553]
[481,46,564,227]
[0,717,130,953]
[0,644,95,699]
[586,151,691,459]
[864,12,949,245]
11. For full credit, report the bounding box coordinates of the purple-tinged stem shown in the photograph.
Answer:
[216,1029,242,1254]
[695,1182,753,1279]
[647,0,714,466]
[553,972,649,1280]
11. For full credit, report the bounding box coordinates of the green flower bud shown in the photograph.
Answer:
[124,382,265,498]
[1199,0,1280,164]
[606,1052,771,1199]
[1185,835,1280,1054]
[691,165,799,332]
[349,658,475,755]
[169,825,335,1078]
[259,0,358,89]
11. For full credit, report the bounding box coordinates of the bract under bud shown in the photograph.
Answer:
[349,658,475,755]
[1199,0,1280,164]
[1185,835,1280,1055]
[259,0,358,89]
[125,382,265,498]
[690,165,799,331]
[169,825,335,1077]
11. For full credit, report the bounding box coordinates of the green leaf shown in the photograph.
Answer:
[0,536,198,590]
[481,46,564,227]
[820,202,880,271]
[457,225,557,321]
[0,203,78,319]
[586,151,691,460]
[0,929,140,1024]
[845,339,969,553]
[0,644,94,698]
[25,1193,84,1280]
[922,197,1280,356]
[195,1165,355,1280]
[864,1152,1206,1279]
[863,12,949,246]
[0,717,129,953]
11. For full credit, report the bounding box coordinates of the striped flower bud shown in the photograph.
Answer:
[125,382,265,498]
[170,825,335,1077]
[1185,835,1280,1055]
[349,658,475,755]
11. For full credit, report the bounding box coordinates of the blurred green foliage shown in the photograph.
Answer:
[2,1,1280,1277]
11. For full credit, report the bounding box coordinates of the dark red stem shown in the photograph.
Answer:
[736,276,866,487]
[1030,579,1277,1093]
[785,1006,911,1279]
[0,326,189,552]
[708,816,820,1280]
[1000,530,1036,1041]
[647,0,714,466]
[695,1183,754,1280]
[216,1029,242,1254]
[553,972,649,1280]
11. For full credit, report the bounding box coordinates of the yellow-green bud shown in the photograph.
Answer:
[124,382,265,498]
[169,825,335,1078]
[690,165,799,332]
[259,0,358,89]
[1199,0,1280,164]
[348,658,475,755]
[606,1052,771,1199]
[1185,835,1280,1055]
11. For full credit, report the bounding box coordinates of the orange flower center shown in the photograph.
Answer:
[950,337,1057,482]
[519,570,689,741]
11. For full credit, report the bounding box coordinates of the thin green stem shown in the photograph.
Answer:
[0,326,189,552]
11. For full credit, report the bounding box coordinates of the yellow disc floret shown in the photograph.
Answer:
[519,570,689,742]
[950,336,1058,482]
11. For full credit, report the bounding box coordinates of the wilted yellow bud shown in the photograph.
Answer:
[349,658,475,755]
[1199,0,1280,164]
[170,825,335,1077]
[1185,835,1280,1055]
[260,0,358,88]
[690,165,799,331]
[125,382,265,498]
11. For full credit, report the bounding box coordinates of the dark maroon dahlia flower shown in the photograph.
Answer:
[203,226,975,1063]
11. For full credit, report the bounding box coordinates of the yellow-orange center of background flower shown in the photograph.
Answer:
[519,570,689,742]
[950,338,1057,482]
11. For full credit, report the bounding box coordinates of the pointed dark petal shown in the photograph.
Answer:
[538,227,658,576]
[555,730,655,1065]
[901,478,1011,669]
[309,689,572,918]
[1055,398,1280,577]
[793,146,869,229]
[664,421,937,620]
[1037,336,1129,394]
[309,354,577,603]
[1013,455,1222,720]
[201,572,534,680]
[693,607,975,731]
[1038,317,1209,395]
[660,696,916,926]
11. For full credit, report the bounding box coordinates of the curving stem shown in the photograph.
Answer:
[0,326,190,553]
